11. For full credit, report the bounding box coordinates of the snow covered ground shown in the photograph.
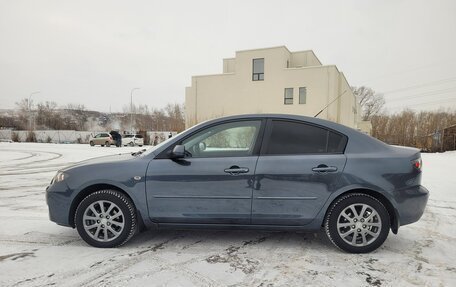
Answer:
[0,143,454,286]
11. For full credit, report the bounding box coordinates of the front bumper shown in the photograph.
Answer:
[46,182,73,227]
[394,185,429,227]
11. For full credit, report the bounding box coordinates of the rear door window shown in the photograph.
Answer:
[263,120,347,155]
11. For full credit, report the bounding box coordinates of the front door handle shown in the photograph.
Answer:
[224,166,249,176]
[312,164,338,173]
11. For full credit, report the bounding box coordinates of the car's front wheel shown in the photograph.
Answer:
[75,190,137,248]
[325,193,390,253]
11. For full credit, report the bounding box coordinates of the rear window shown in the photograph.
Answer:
[135,135,143,138]
[124,135,133,138]
[264,120,347,155]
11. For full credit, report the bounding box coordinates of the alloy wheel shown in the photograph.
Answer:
[336,203,382,247]
[82,200,125,242]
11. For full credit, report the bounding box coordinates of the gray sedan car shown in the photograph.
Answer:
[46,114,429,253]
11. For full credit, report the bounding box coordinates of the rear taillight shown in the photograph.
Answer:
[412,158,422,170]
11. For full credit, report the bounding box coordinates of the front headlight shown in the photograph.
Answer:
[51,171,67,184]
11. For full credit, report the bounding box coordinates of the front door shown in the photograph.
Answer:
[252,119,347,225]
[146,120,264,224]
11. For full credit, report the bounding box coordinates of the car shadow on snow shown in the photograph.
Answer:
[126,229,335,253]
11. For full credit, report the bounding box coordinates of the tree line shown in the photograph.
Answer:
[353,86,456,150]
[2,89,455,150]
[0,99,185,133]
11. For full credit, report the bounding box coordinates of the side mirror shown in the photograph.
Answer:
[170,144,185,159]
[198,142,206,151]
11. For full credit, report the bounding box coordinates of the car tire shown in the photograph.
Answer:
[74,190,137,248]
[89,141,94,146]
[325,193,390,253]
[139,145,143,147]
[105,141,110,147]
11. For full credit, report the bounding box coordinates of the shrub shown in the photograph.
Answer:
[11,132,20,142]
[26,131,37,142]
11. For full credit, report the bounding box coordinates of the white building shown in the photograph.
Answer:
[185,46,369,132]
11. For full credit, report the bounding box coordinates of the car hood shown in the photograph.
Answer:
[60,153,136,172]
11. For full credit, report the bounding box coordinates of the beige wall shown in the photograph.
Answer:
[223,58,235,73]
[186,46,366,131]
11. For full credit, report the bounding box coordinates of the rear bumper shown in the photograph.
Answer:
[394,185,429,227]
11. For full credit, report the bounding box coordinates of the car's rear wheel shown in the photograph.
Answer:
[105,141,110,147]
[89,141,94,146]
[75,190,137,248]
[325,193,390,253]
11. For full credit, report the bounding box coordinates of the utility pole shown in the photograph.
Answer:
[130,88,140,133]
[28,91,40,130]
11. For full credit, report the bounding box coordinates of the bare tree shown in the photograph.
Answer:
[352,86,385,120]
[165,103,185,132]
[66,104,88,131]
[15,98,32,130]
[36,101,60,129]
[371,109,456,150]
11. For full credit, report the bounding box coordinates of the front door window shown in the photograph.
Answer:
[182,120,261,158]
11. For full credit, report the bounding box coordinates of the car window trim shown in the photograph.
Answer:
[260,118,348,156]
[155,118,267,159]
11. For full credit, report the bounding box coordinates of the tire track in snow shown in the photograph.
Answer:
[0,150,62,167]
[0,151,37,163]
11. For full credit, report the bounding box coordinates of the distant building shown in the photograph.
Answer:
[185,46,370,132]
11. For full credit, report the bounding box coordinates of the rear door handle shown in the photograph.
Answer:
[312,164,338,173]
[224,166,249,176]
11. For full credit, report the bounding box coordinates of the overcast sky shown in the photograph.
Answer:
[0,0,455,113]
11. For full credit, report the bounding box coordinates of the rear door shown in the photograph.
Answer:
[252,119,347,225]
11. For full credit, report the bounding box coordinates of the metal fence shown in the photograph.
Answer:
[0,130,178,145]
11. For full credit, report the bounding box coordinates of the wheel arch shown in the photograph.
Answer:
[69,183,145,230]
[323,188,399,234]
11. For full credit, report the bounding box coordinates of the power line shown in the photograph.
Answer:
[358,60,456,85]
[386,87,456,103]
[381,77,456,95]
[388,97,456,110]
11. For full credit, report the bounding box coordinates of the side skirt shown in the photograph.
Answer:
[157,223,321,232]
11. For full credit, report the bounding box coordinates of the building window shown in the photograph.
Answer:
[252,58,264,81]
[284,88,293,104]
[299,87,307,104]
